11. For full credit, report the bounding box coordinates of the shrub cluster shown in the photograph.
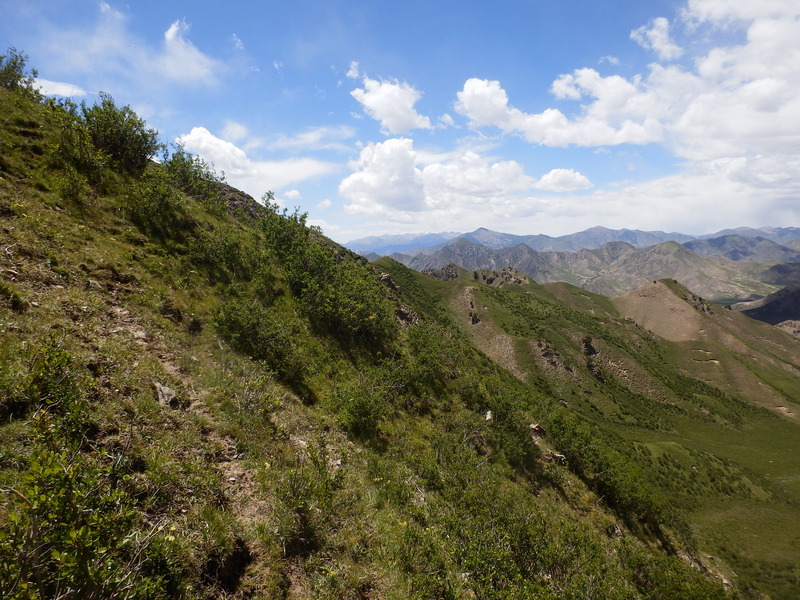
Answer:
[258,200,395,343]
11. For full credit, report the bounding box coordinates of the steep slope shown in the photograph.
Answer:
[387,264,800,598]
[613,280,800,415]
[1,77,752,599]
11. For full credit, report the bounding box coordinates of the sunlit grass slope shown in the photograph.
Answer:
[0,53,790,598]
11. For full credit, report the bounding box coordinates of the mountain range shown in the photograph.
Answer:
[402,238,800,301]
[346,227,800,310]
[346,225,800,256]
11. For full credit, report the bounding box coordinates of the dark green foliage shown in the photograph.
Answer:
[189,230,249,284]
[271,440,343,558]
[404,323,463,393]
[547,411,668,531]
[0,344,179,599]
[0,47,39,97]
[126,166,192,238]
[0,446,172,600]
[48,99,109,191]
[326,367,397,438]
[258,202,395,342]
[81,92,160,176]
[163,144,225,213]
[0,338,84,423]
[621,541,732,600]
[214,297,304,383]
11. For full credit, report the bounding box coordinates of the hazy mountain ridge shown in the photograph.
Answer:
[344,231,461,254]
[683,234,800,263]
[348,225,800,256]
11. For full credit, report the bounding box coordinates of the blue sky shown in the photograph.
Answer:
[3,1,799,242]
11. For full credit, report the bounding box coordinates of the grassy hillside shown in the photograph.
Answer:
[1,56,796,599]
[392,264,800,599]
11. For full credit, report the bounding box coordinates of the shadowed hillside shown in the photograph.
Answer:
[732,286,800,325]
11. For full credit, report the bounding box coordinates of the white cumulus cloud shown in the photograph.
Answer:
[351,76,432,134]
[456,77,662,147]
[34,78,87,97]
[456,3,800,165]
[339,138,592,219]
[177,127,338,199]
[631,17,683,61]
[339,138,426,214]
[534,169,593,192]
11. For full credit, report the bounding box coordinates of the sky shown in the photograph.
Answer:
[2,1,799,243]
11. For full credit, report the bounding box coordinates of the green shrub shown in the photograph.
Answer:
[214,298,304,383]
[57,164,90,203]
[0,447,168,600]
[404,323,463,393]
[0,47,40,98]
[258,203,395,342]
[0,338,85,423]
[327,380,388,439]
[126,167,191,238]
[188,230,251,284]
[163,144,224,212]
[621,541,732,600]
[271,441,343,558]
[81,93,160,176]
[547,411,667,530]
[49,100,109,189]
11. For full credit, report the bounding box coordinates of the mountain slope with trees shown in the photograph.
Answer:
[2,50,799,599]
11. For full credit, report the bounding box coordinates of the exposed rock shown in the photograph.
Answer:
[153,381,188,409]
[423,263,460,281]
[476,267,531,287]
[218,184,268,220]
[379,272,401,293]
[776,320,800,337]
[397,305,420,327]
